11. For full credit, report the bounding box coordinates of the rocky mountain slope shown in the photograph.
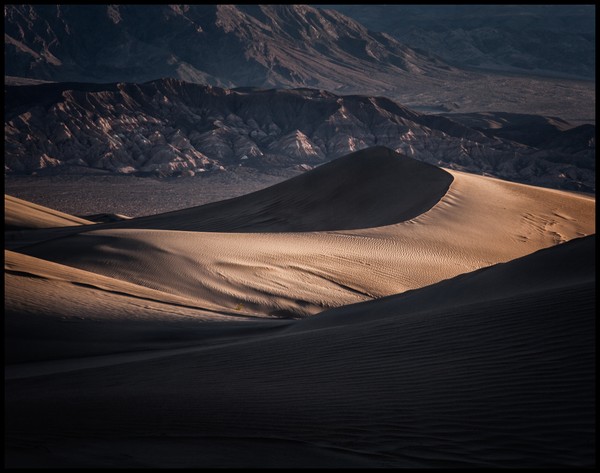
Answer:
[323,5,595,80]
[5,79,594,191]
[5,4,595,123]
[4,4,452,93]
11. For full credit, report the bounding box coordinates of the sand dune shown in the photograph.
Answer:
[18,148,595,318]
[2,147,450,247]
[107,147,454,232]
[5,236,595,467]
[5,194,93,230]
[5,250,285,364]
[291,234,595,331]
[4,146,595,468]
[79,213,132,223]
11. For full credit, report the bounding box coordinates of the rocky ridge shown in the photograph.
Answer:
[4,4,452,92]
[4,79,594,191]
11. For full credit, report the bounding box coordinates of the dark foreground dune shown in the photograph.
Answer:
[5,236,595,468]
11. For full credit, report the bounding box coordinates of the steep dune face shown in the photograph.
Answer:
[4,194,93,230]
[19,148,595,318]
[6,236,595,468]
[112,147,454,232]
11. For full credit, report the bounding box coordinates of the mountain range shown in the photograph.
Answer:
[5,4,595,122]
[4,4,452,92]
[4,78,595,192]
[323,5,595,79]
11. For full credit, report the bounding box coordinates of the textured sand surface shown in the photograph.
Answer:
[5,250,284,364]
[4,147,595,467]
[18,149,595,317]
[5,194,93,230]
[5,237,595,468]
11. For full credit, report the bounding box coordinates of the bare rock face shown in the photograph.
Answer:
[4,4,453,94]
[4,79,594,192]
[5,4,594,124]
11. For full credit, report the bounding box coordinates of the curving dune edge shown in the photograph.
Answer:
[4,146,596,468]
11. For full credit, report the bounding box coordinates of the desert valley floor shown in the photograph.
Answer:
[4,147,596,468]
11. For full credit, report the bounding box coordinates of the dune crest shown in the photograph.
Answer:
[5,194,93,230]
[18,147,595,318]
[97,146,454,232]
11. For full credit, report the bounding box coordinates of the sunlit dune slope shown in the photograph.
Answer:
[5,250,284,363]
[291,234,595,331]
[5,194,93,230]
[18,147,595,318]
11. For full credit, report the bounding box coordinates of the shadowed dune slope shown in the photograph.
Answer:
[3,146,452,249]
[109,146,454,232]
[5,236,595,468]
[5,250,284,364]
[5,194,93,230]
